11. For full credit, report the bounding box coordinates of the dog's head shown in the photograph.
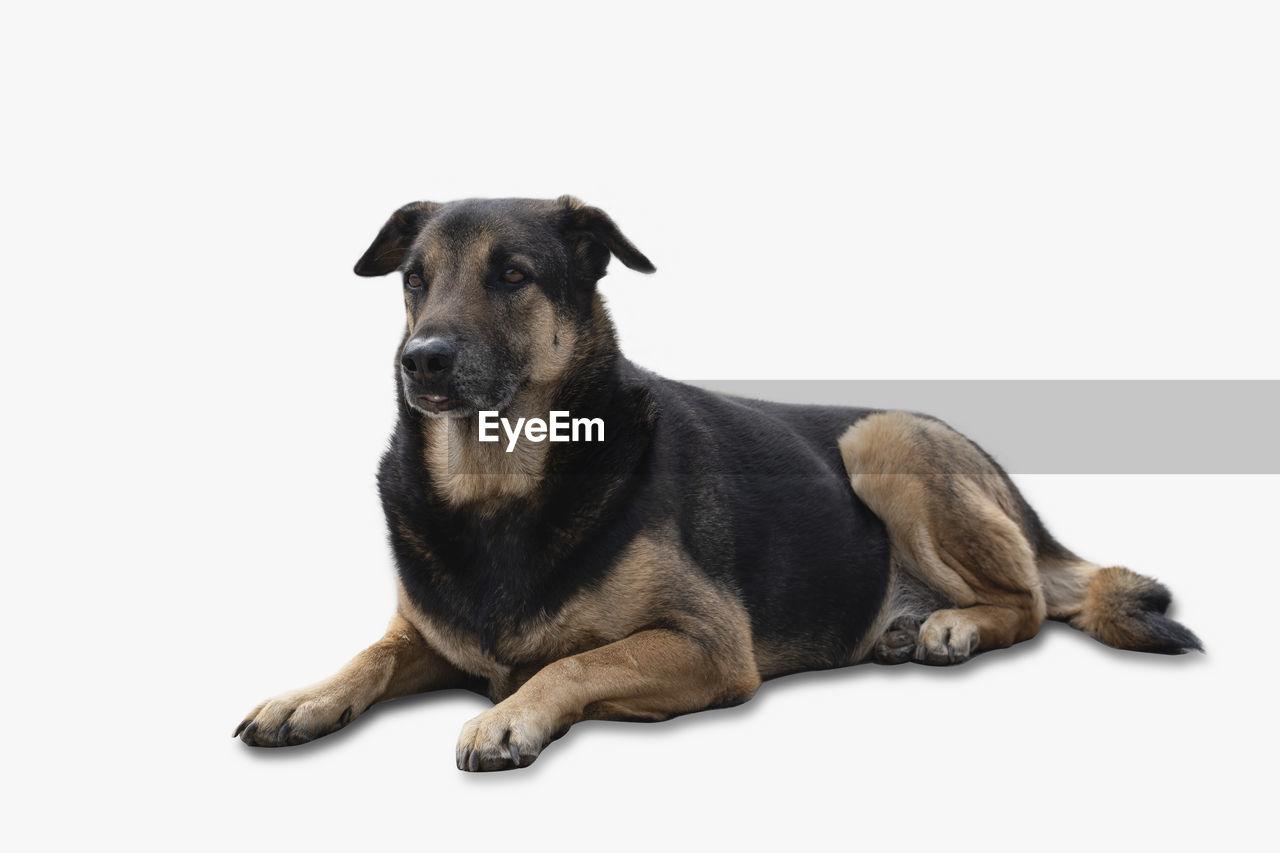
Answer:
[354,196,654,418]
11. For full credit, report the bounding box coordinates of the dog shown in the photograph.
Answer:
[235,196,1201,770]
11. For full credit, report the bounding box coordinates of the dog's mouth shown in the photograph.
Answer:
[415,393,460,414]
[402,371,519,420]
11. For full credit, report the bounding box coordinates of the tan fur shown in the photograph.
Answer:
[395,528,760,703]
[1065,564,1187,650]
[371,525,762,770]
[839,412,1046,662]
[1037,554,1184,649]
[234,613,468,746]
[1039,552,1101,620]
[454,530,760,769]
[247,195,1200,767]
[415,261,586,511]
[525,296,576,385]
[754,638,819,679]
[423,415,549,510]
[1075,567,1147,646]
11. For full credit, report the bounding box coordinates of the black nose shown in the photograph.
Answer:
[401,337,456,377]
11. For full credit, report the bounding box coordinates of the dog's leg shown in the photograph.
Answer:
[455,627,761,771]
[841,412,1046,665]
[235,612,468,746]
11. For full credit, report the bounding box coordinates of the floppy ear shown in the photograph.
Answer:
[559,195,656,281]
[353,201,441,277]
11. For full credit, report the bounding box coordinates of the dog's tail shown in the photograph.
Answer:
[1038,548,1202,654]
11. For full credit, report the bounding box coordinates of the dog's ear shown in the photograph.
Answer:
[353,201,441,277]
[559,196,656,281]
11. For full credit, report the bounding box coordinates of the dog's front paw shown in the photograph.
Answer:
[455,704,555,771]
[234,685,357,747]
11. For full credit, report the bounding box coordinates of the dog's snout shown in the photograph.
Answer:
[401,337,456,377]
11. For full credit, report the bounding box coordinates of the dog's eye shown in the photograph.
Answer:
[406,274,424,289]
[501,268,526,285]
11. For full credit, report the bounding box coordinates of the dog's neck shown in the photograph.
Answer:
[419,297,620,513]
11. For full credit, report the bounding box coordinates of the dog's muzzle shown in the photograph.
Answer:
[402,336,461,414]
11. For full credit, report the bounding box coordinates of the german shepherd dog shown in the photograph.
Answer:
[235,196,1201,770]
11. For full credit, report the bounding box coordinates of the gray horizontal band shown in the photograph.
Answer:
[689,380,1280,474]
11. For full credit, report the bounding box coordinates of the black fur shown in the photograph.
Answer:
[234,197,1202,763]
[1131,611,1204,654]
[362,197,894,688]
[1106,577,1204,654]
[380,356,894,678]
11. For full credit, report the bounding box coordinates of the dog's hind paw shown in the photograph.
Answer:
[914,609,980,665]
[872,615,922,664]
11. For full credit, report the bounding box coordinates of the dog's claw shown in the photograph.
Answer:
[242,722,259,743]
[234,719,250,738]
[509,743,520,766]
[278,722,291,744]
[339,706,352,726]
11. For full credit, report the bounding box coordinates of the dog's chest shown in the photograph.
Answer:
[395,580,615,697]
[393,531,671,696]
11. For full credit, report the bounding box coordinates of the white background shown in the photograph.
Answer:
[2,2,1276,851]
